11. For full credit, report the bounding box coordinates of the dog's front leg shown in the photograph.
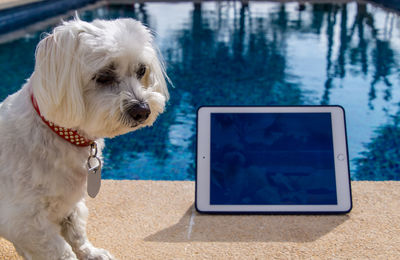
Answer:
[12,213,77,260]
[61,200,115,260]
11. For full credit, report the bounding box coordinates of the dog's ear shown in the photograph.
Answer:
[31,23,85,128]
[144,45,170,101]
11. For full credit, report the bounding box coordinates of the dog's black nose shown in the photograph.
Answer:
[128,103,150,122]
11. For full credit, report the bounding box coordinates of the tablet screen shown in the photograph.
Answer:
[210,112,337,205]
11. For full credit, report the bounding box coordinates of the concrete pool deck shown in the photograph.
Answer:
[1,180,400,259]
[0,0,41,10]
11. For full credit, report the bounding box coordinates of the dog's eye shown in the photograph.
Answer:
[136,64,146,79]
[94,65,118,86]
[95,73,116,85]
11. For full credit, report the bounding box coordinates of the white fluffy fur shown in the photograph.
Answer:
[0,17,168,260]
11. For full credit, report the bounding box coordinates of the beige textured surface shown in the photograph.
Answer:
[1,180,400,259]
[0,0,43,10]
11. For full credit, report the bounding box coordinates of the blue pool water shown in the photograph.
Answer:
[0,2,399,180]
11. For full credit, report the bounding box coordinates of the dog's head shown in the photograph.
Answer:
[31,17,169,138]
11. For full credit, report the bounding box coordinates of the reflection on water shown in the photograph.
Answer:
[353,111,400,180]
[0,2,399,180]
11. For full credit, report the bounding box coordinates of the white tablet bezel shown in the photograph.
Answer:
[196,106,352,213]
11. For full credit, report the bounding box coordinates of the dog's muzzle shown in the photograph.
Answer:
[127,102,150,123]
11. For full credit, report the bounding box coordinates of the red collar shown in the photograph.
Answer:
[31,94,94,147]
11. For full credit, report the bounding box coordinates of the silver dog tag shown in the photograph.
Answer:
[87,157,102,198]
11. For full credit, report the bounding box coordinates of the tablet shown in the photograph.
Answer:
[196,106,352,214]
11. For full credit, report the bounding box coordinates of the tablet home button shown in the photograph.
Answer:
[337,154,345,161]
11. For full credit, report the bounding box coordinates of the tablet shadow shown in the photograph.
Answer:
[144,204,349,242]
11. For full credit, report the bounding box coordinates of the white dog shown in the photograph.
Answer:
[0,17,169,260]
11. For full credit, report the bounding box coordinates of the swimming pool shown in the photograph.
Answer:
[0,1,399,180]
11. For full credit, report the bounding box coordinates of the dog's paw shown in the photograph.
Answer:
[86,248,114,260]
[78,244,115,260]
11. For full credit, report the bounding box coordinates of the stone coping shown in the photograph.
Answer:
[1,180,399,259]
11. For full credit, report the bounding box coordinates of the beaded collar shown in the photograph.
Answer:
[31,94,93,147]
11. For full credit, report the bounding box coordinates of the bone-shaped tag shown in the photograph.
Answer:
[87,158,102,198]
